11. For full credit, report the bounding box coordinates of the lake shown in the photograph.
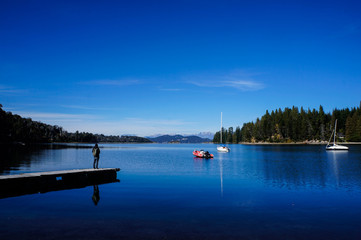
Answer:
[1,143,361,239]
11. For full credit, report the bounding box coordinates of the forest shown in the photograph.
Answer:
[2,103,360,145]
[0,104,151,144]
[213,104,361,143]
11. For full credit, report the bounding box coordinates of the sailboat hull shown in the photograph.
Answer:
[326,119,349,151]
[326,144,349,150]
[217,146,230,152]
[217,112,230,153]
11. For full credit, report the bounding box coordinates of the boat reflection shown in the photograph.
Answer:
[191,145,361,191]
[254,145,359,190]
[193,157,213,179]
[218,152,224,197]
[326,150,349,188]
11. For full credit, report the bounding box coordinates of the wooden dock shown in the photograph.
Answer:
[0,168,120,199]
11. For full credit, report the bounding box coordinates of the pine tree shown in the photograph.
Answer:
[233,126,241,143]
[218,103,361,143]
[213,132,220,143]
[227,127,233,143]
[318,105,326,140]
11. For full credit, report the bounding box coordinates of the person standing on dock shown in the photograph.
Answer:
[92,143,100,169]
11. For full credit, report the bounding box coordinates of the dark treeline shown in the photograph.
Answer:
[213,104,361,143]
[0,105,151,144]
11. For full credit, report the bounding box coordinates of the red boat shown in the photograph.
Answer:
[193,150,214,158]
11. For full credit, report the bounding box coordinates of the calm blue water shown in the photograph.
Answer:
[1,144,361,239]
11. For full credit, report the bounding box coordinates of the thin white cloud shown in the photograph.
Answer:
[15,111,99,122]
[60,105,99,110]
[60,117,199,136]
[186,70,265,91]
[60,105,124,111]
[158,88,183,92]
[0,85,27,95]
[80,79,141,86]
[223,80,264,91]
[124,117,196,126]
[9,111,199,136]
[190,79,264,91]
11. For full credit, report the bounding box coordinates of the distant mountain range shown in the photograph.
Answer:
[147,134,212,143]
[193,132,214,139]
[146,132,214,140]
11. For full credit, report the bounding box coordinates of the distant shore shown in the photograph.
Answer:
[3,141,361,147]
[239,141,361,145]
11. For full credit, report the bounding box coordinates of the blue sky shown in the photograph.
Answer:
[1,0,361,137]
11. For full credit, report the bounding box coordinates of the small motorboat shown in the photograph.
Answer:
[193,149,214,158]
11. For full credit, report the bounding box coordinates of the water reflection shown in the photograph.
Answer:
[218,153,224,197]
[2,144,361,240]
[325,149,359,190]
[193,157,212,172]
[3,144,361,193]
[190,145,361,192]
[252,145,361,190]
[0,144,94,175]
[0,145,41,174]
[92,185,100,206]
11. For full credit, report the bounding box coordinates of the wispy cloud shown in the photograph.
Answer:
[158,88,184,92]
[124,117,195,126]
[10,111,196,136]
[0,85,27,95]
[60,105,123,111]
[186,70,265,91]
[190,79,264,91]
[80,79,141,86]
[15,111,98,122]
[62,117,198,136]
[60,105,99,110]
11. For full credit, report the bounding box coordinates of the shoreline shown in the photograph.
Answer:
[3,141,361,147]
[239,141,361,145]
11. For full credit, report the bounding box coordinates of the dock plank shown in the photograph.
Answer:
[0,168,120,180]
[0,168,120,199]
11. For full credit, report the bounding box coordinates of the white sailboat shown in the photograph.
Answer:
[217,112,230,152]
[326,119,349,151]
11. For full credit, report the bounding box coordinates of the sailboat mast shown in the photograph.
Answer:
[220,112,223,144]
[333,119,337,144]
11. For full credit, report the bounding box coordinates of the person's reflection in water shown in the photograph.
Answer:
[92,185,100,206]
